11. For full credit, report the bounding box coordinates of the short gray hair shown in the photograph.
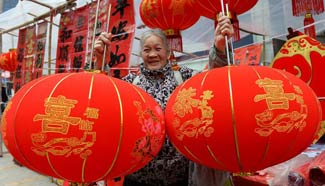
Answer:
[139,29,170,55]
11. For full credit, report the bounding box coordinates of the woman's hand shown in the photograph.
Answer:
[94,32,113,65]
[214,13,234,54]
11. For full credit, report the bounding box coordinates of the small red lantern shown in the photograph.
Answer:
[165,66,322,173]
[139,0,200,52]
[192,0,258,41]
[1,72,165,183]
[0,48,18,72]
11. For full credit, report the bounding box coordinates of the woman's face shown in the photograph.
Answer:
[141,35,169,71]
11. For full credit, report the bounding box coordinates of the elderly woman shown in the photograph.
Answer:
[94,13,234,186]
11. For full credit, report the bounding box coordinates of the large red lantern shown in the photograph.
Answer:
[270,34,325,141]
[1,72,165,183]
[192,0,258,41]
[0,48,18,72]
[165,66,322,173]
[139,0,200,52]
[291,0,324,38]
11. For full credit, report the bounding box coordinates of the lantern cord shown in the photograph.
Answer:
[89,0,101,70]
[102,3,112,73]
[220,0,232,66]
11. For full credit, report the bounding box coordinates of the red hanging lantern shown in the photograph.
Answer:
[1,72,165,183]
[139,0,200,52]
[0,48,18,72]
[270,34,325,141]
[192,0,258,41]
[165,66,322,173]
[291,0,325,38]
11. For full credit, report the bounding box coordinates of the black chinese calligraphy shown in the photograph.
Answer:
[60,27,73,43]
[58,45,70,61]
[74,36,85,53]
[111,21,129,42]
[112,0,130,18]
[109,45,126,67]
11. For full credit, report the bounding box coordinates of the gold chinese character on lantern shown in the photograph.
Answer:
[31,95,97,158]
[254,78,296,110]
[254,78,308,137]
[34,95,81,134]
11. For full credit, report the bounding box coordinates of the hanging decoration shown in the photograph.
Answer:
[139,0,200,52]
[165,65,322,173]
[270,34,325,142]
[192,0,258,41]
[291,0,325,38]
[1,72,165,183]
[0,48,17,72]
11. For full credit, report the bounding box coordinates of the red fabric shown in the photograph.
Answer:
[165,66,322,173]
[1,72,165,183]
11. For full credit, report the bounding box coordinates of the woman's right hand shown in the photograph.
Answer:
[94,32,113,65]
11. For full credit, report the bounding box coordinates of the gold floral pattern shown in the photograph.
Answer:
[171,87,215,141]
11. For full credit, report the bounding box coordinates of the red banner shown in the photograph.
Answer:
[13,28,27,92]
[33,21,48,79]
[234,43,263,65]
[55,5,90,73]
[106,0,135,76]
[24,25,36,84]
[70,5,90,72]
[55,10,75,73]
[56,1,135,74]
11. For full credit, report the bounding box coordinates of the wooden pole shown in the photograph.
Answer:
[48,14,53,75]
[24,0,53,9]
[102,3,112,72]
[89,0,101,70]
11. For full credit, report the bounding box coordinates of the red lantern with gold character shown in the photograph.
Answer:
[0,48,18,72]
[192,0,258,41]
[165,66,322,173]
[139,0,200,52]
[1,72,165,183]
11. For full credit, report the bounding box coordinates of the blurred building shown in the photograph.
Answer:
[0,0,18,13]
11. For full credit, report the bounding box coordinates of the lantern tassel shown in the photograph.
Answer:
[164,29,183,52]
[292,0,325,16]
[304,13,316,38]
